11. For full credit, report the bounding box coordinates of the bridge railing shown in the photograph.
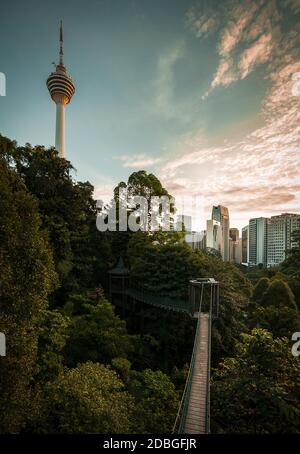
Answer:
[126,279,193,314]
[172,308,203,433]
[172,278,219,434]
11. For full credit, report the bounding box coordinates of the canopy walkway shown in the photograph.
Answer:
[125,286,191,314]
[109,260,219,434]
[184,313,210,433]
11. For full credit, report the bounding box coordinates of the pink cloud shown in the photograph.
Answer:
[239,33,273,79]
[158,51,300,229]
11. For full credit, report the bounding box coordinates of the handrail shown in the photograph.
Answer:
[205,285,213,433]
[126,284,192,314]
[172,285,204,433]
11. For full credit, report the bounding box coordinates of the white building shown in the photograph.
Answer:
[267,213,300,267]
[248,217,269,266]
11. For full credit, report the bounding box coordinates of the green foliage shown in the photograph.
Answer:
[127,233,251,363]
[249,278,300,338]
[251,305,300,338]
[64,294,134,367]
[211,329,300,433]
[281,229,300,308]
[1,139,112,306]
[0,159,57,433]
[260,279,297,309]
[34,309,71,383]
[241,264,279,285]
[111,357,132,384]
[2,133,300,435]
[39,362,134,433]
[126,170,172,200]
[129,369,179,433]
[110,171,176,259]
[252,277,270,302]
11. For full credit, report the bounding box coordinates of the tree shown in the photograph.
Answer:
[129,369,179,433]
[260,279,297,310]
[127,233,251,365]
[39,362,134,433]
[34,309,71,383]
[64,293,134,367]
[109,171,176,260]
[0,160,57,433]
[249,279,300,338]
[1,138,112,307]
[251,305,300,338]
[252,277,270,303]
[281,229,300,309]
[211,329,300,433]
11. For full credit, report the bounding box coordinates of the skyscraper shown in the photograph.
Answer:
[229,228,242,263]
[229,228,239,242]
[212,205,230,261]
[267,213,300,267]
[47,22,75,158]
[175,215,192,232]
[242,225,249,264]
[248,217,269,266]
[206,219,223,256]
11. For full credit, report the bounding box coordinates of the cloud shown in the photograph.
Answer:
[158,50,300,228]
[284,0,300,14]
[210,58,236,89]
[153,42,185,119]
[94,182,115,203]
[238,33,273,79]
[218,1,259,56]
[185,4,219,38]
[118,154,162,169]
[187,0,284,96]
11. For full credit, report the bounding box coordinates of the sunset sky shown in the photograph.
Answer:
[0,0,300,230]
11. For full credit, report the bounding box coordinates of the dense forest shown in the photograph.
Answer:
[0,134,300,433]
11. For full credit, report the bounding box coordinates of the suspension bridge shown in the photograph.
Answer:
[109,258,219,434]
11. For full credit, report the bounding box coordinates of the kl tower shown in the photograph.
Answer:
[47,22,75,158]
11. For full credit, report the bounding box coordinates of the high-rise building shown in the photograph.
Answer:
[235,239,243,264]
[185,231,206,250]
[229,237,233,261]
[175,215,192,232]
[242,225,249,264]
[47,22,75,158]
[229,228,239,242]
[212,205,230,261]
[267,213,300,267]
[229,228,242,263]
[206,219,223,255]
[248,217,269,266]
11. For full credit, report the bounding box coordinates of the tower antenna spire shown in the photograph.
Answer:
[47,21,75,158]
[59,20,64,66]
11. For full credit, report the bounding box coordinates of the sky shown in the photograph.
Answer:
[0,0,300,230]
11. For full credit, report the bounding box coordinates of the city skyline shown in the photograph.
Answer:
[0,0,299,230]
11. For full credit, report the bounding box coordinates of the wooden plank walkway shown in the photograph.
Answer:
[184,313,210,434]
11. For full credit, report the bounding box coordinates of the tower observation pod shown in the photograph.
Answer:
[46,22,75,158]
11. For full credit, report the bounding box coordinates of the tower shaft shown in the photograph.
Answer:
[47,22,75,158]
[55,103,65,158]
